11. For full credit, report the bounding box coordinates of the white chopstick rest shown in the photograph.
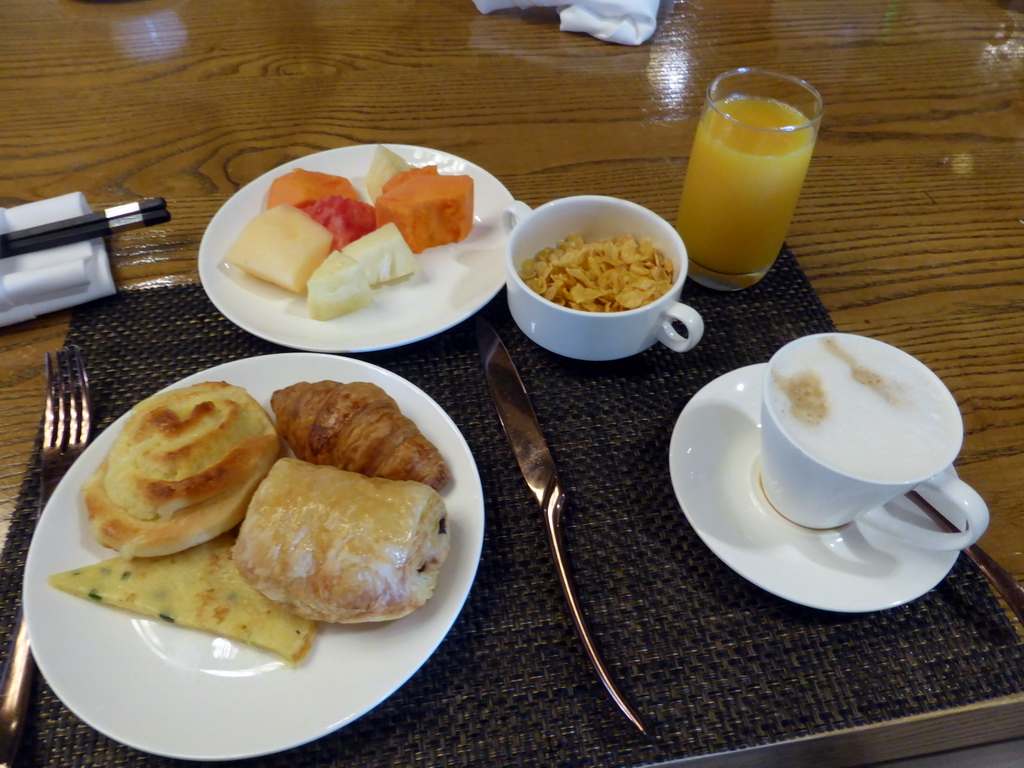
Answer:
[0,193,115,327]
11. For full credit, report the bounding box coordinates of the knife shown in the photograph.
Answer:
[475,316,646,733]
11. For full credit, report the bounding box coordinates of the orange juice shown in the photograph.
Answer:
[676,87,819,288]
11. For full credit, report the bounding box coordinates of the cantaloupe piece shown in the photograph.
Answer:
[306,250,373,320]
[365,146,412,202]
[342,222,418,285]
[381,165,439,195]
[225,204,333,294]
[267,168,359,209]
[374,174,474,254]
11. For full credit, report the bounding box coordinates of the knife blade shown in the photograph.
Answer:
[475,316,646,733]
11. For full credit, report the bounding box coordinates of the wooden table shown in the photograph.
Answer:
[2,0,1022,764]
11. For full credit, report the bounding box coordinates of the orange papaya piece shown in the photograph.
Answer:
[374,174,474,254]
[267,168,359,209]
[381,165,440,195]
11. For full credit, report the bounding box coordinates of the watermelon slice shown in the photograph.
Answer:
[301,196,377,251]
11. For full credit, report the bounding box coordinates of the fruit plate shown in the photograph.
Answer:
[198,144,515,353]
[23,353,485,760]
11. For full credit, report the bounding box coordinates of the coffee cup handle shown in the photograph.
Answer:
[657,303,704,353]
[859,469,989,551]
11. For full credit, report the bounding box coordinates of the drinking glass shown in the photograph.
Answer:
[675,68,823,291]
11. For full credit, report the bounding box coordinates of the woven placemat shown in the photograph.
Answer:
[3,250,1023,767]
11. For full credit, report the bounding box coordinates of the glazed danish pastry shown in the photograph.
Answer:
[84,381,280,558]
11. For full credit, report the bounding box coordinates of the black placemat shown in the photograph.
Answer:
[4,251,1023,767]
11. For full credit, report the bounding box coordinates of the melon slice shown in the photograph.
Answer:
[307,250,373,320]
[342,223,418,285]
[225,204,333,294]
[365,145,412,202]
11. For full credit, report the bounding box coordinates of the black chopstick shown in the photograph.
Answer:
[0,198,171,259]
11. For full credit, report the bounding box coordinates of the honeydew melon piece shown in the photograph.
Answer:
[342,222,418,285]
[365,145,411,202]
[225,204,333,294]
[307,250,373,320]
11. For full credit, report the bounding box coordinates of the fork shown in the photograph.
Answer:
[0,346,92,768]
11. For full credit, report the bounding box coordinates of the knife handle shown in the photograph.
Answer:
[542,483,647,733]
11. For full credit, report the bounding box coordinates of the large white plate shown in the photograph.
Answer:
[23,354,485,761]
[668,364,958,613]
[198,144,515,352]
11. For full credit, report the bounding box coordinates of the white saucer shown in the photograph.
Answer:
[668,364,959,613]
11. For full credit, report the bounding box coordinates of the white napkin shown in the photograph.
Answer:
[472,0,660,45]
[0,192,116,328]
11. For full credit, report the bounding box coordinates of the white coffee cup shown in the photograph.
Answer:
[759,332,988,550]
[504,195,704,361]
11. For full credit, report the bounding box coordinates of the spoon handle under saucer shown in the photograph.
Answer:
[907,491,1024,627]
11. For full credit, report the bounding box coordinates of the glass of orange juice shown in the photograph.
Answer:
[676,68,823,291]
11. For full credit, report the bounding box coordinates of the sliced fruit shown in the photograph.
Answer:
[381,165,440,195]
[267,168,359,209]
[301,195,378,252]
[342,222,418,285]
[374,173,474,253]
[307,250,373,320]
[225,204,333,294]
[365,146,412,202]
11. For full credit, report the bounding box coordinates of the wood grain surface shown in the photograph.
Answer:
[1,0,1022,760]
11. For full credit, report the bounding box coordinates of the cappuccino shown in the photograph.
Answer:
[765,334,962,484]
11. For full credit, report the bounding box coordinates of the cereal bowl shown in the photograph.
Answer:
[505,195,704,361]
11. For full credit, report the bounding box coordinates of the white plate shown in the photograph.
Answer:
[23,354,485,760]
[198,144,515,352]
[668,364,958,613]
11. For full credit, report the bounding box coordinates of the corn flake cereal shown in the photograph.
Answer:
[518,234,674,312]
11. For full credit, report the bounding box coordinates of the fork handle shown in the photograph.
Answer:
[0,607,33,768]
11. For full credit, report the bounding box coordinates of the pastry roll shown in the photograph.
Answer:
[85,381,281,558]
[233,458,449,623]
[270,380,451,491]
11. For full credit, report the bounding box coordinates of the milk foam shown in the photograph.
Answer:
[766,335,962,484]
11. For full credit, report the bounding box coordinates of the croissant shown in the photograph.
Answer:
[270,380,451,491]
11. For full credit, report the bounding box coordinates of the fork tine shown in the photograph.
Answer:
[43,345,92,461]
[57,352,73,454]
[57,351,72,453]
[43,351,59,453]
[68,346,92,446]
[57,345,91,450]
